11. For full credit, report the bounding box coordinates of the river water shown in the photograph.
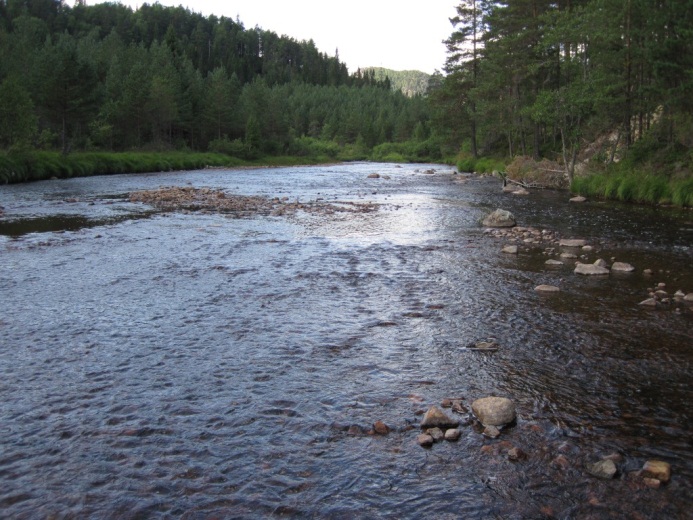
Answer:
[1,163,691,519]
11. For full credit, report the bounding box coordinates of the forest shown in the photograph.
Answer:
[0,0,436,182]
[433,0,693,204]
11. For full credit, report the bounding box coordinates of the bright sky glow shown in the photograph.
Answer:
[93,0,456,73]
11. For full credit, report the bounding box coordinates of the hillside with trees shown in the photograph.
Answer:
[363,67,431,97]
[431,0,693,204]
[0,0,439,182]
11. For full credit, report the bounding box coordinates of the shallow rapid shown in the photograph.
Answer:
[1,163,691,518]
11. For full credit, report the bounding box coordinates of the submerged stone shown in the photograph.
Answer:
[535,284,560,293]
[611,261,635,272]
[575,263,610,276]
[421,406,459,429]
[426,427,444,442]
[417,433,434,447]
[642,460,671,483]
[471,396,516,426]
[373,420,389,435]
[445,428,461,441]
[560,239,587,247]
[586,459,617,479]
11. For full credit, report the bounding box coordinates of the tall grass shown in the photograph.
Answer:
[456,156,506,174]
[571,172,693,207]
[0,151,237,184]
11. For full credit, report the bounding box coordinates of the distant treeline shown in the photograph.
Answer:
[0,0,436,159]
[363,68,432,97]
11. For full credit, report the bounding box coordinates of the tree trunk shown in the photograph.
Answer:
[609,130,621,164]
[61,112,68,155]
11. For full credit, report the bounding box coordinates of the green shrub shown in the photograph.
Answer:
[572,170,692,207]
[288,137,340,158]
[457,157,476,173]
[671,178,693,207]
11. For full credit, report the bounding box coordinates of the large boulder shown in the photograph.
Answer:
[471,396,516,426]
[483,209,516,228]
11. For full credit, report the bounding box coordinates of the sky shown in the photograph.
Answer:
[93,1,457,74]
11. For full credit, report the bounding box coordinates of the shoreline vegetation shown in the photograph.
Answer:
[0,147,452,185]
[3,149,692,208]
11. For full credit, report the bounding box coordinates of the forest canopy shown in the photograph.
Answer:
[0,0,434,159]
[432,0,693,183]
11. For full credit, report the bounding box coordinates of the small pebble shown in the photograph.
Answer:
[373,420,389,435]
[444,428,461,441]
[427,427,444,442]
[417,434,434,447]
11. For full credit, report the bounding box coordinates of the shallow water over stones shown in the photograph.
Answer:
[1,163,691,518]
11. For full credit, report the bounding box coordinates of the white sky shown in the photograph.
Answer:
[92,1,456,73]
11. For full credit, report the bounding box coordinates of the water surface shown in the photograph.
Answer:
[1,163,691,518]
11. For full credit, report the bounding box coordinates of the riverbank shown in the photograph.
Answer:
[0,151,349,184]
[571,171,693,207]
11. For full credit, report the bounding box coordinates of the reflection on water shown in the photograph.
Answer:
[0,164,691,518]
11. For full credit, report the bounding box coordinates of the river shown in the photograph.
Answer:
[1,163,691,518]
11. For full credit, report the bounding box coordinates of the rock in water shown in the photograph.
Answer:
[594,258,609,268]
[641,460,671,483]
[373,420,389,435]
[545,259,563,266]
[445,428,461,441]
[508,447,527,461]
[535,285,560,293]
[471,397,516,426]
[570,196,587,203]
[574,263,610,276]
[483,425,501,438]
[420,406,459,429]
[611,261,635,272]
[559,239,587,247]
[427,427,444,442]
[502,245,518,254]
[482,209,516,228]
[586,459,617,479]
[417,434,434,447]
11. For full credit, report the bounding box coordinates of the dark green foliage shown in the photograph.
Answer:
[456,156,505,174]
[432,0,693,198]
[571,170,693,207]
[0,151,232,184]
[0,76,37,147]
[0,1,431,173]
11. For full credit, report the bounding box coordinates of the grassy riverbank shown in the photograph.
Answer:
[0,151,347,184]
[571,172,693,207]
